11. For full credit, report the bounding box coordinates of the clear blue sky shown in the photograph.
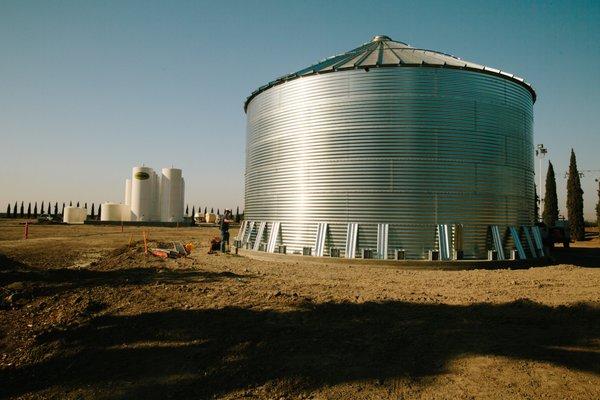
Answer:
[1,0,598,218]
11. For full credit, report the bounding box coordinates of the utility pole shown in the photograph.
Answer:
[535,144,548,218]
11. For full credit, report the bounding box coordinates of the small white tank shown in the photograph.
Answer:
[205,213,217,223]
[101,203,131,222]
[63,207,87,224]
[131,166,155,221]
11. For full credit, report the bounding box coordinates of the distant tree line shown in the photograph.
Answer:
[1,201,102,220]
[4,202,246,223]
[185,205,244,223]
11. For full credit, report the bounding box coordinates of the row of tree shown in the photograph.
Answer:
[4,202,244,223]
[540,149,599,240]
[184,205,243,223]
[3,201,104,220]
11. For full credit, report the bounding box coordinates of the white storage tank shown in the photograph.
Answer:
[131,166,155,221]
[160,167,184,222]
[100,203,131,222]
[125,179,131,206]
[63,207,87,224]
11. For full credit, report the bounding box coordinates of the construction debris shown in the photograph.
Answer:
[149,241,194,259]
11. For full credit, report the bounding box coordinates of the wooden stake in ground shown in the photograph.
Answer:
[24,221,29,239]
[143,230,148,254]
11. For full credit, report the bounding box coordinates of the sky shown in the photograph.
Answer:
[1,0,599,219]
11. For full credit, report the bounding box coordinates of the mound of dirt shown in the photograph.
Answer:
[92,241,195,271]
[92,243,164,270]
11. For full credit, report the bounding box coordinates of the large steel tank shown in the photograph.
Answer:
[243,36,536,259]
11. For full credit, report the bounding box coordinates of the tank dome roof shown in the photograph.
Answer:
[245,35,536,111]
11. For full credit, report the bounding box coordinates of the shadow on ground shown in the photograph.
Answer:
[551,246,600,268]
[1,299,598,399]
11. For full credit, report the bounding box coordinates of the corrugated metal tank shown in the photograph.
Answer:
[243,36,536,259]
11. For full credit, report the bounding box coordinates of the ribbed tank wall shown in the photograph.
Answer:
[245,67,534,259]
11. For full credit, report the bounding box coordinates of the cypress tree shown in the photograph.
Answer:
[98,204,102,220]
[566,149,585,240]
[13,202,17,218]
[33,202,38,217]
[69,201,73,206]
[204,207,207,214]
[190,206,196,226]
[185,205,189,216]
[211,207,214,213]
[235,206,240,223]
[217,208,220,215]
[91,203,95,219]
[84,202,87,210]
[27,203,31,218]
[596,182,600,232]
[20,202,24,218]
[40,201,45,215]
[542,162,559,227]
[6,203,10,218]
[54,202,58,216]
[76,201,80,208]
[61,203,65,215]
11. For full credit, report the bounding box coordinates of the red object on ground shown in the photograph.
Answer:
[150,249,169,259]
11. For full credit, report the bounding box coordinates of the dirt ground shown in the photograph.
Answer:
[0,220,599,400]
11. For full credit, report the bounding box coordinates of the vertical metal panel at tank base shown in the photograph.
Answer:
[241,221,539,260]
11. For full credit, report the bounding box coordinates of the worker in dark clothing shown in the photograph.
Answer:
[220,209,234,252]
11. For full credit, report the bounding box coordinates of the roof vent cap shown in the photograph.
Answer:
[372,35,392,42]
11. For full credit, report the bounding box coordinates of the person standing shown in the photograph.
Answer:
[220,209,234,252]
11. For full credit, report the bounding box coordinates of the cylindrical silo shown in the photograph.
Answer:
[243,35,536,259]
[160,167,184,222]
[131,166,155,221]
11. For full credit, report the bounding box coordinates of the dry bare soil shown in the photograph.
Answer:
[0,220,599,399]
